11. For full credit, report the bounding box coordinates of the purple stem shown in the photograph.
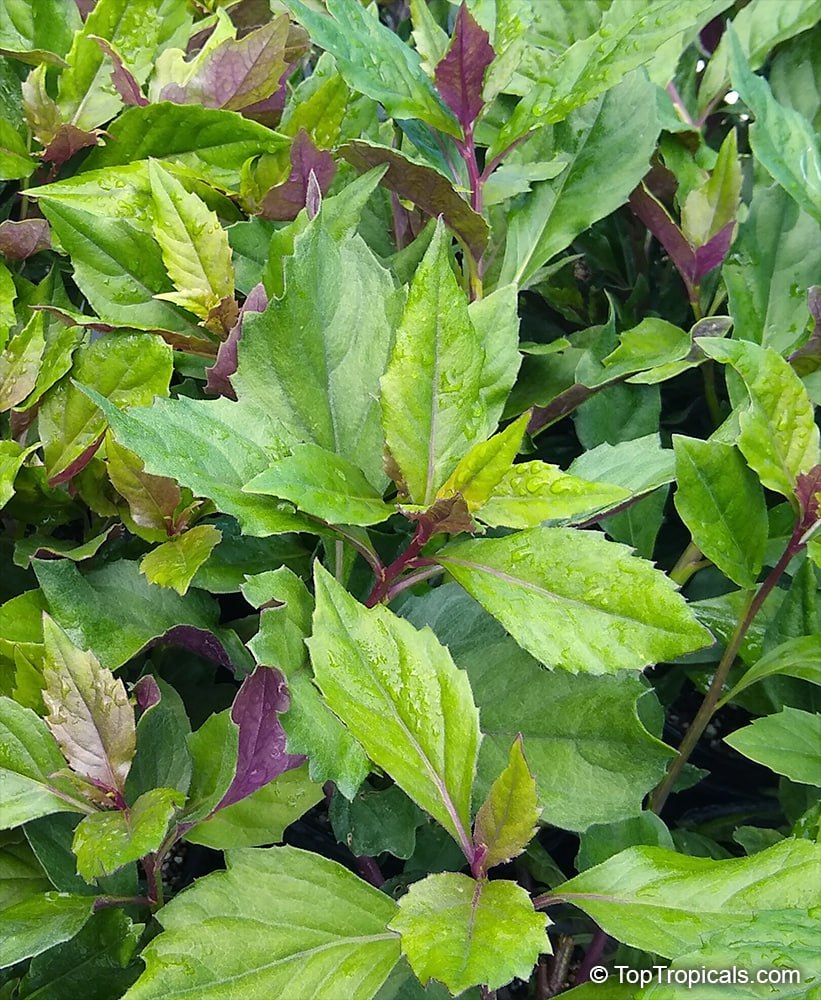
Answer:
[365,522,433,607]
[384,564,444,602]
[574,927,611,985]
[665,81,697,129]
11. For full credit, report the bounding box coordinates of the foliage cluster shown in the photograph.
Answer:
[0,0,819,997]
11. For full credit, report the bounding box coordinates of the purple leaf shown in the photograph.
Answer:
[434,3,495,134]
[692,220,735,282]
[257,130,336,221]
[402,495,476,537]
[205,282,268,399]
[0,219,51,261]
[218,666,304,809]
[341,140,490,261]
[159,17,293,113]
[41,125,102,167]
[91,36,148,106]
[629,183,695,286]
[134,675,161,713]
[47,434,104,487]
[796,466,821,529]
[150,625,236,673]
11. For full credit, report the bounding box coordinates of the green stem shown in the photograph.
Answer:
[650,526,802,814]
[669,540,706,586]
[702,360,723,427]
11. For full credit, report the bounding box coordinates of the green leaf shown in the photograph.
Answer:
[436,528,711,674]
[436,412,529,512]
[245,567,369,800]
[34,558,251,673]
[72,787,183,882]
[468,284,522,438]
[389,874,547,994]
[148,159,234,321]
[699,337,820,498]
[125,678,191,803]
[235,212,404,491]
[284,0,459,138]
[718,635,821,708]
[581,318,691,388]
[473,736,540,873]
[568,433,676,496]
[673,436,767,588]
[681,130,741,247]
[245,445,395,526]
[84,391,309,537]
[17,908,142,1000]
[700,0,821,111]
[724,708,821,786]
[83,103,287,192]
[498,71,660,287]
[477,461,629,528]
[329,783,425,860]
[496,0,727,152]
[382,220,486,504]
[0,311,45,412]
[577,812,674,871]
[139,525,222,596]
[723,183,820,354]
[0,892,93,969]
[727,27,821,223]
[183,764,323,850]
[0,833,49,910]
[0,697,88,829]
[191,519,310,593]
[308,564,480,857]
[39,332,173,483]
[0,116,36,180]
[42,615,136,795]
[0,441,37,511]
[181,710,238,825]
[641,909,821,999]
[34,201,200,336]
[124,846,401,1000]
[402,587,674,832]
[556,838,821,958]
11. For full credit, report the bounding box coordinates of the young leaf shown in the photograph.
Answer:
[149,160,235,323]
[433,4,494,132]
[473,736,540,873]
[699,337,820,497]
[673,437,767,589]
[73,787,183,883]
[139,525,222,596]
[437,528,711,674]
[727,27,821,223]
[382,220,486,505]
[436,412,529,512]
[498,71,661,287]
[234,213,405,491]
[105,433,182,535]
[284,0,460,138]
[681,130,741,249]
[389,873,548,994]
[0,892,94,969]
[308,564,480,858]
[0,698,89,829]
[724,708,821,786]
[403,587,675,832]
[41,616,135,798]
[259,129,336,221]
[555,839,821,958]
[245,567,370,800]
[123,846,401,1000]
[476,461,629,528]
[245,445,395,526]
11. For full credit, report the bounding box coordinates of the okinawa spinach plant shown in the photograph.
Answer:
[0,0,819,997]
